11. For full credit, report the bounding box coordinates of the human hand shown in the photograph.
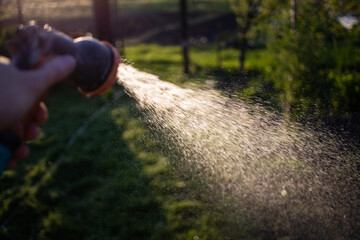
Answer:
[0,55,76,168]
[7,102,49,168]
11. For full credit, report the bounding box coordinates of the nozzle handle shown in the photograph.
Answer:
[0,57,49,175]
[0,130,21,175]
[0,145,12,174]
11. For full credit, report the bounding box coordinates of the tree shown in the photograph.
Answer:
[228,0,262,74]
[266,0,360,119]
[227,0,287,76]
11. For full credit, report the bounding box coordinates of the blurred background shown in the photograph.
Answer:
[1,0,359,123]
[0,1,359,239]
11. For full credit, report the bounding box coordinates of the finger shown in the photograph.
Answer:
[25,55,76,94]
[11,122,25,140]
[13,144,29,160]
[7,144,29,168]
[24,122,39,141]
[37,55,76,84]
[7,159,17,169]
[35,102,48,124]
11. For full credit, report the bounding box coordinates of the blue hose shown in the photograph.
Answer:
[0,144,11,175]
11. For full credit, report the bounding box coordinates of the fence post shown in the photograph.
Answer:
[93,0,114,44]
[179,0,189,74]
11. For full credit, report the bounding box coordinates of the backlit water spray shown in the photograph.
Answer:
[118,65,359,239]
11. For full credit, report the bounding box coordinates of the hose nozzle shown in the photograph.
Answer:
[0,22,120,174]
[7,21,120,96]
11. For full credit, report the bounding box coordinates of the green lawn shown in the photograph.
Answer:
[125,44,271,83]
[125,43,278,106]
[0,82,246,239]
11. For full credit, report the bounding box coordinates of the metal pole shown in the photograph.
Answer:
[179,0,189,74]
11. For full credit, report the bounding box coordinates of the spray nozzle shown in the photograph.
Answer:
[6,21,120,97]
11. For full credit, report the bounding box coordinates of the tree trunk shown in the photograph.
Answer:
[286,0,297,117]
[0,0,3,29]
[17,0,23,24]
[290,0,296,30]
[216,24,222,68]
[238,0,258,75]
[239,30,248,73]
[239,13,251,75]
[93,0,114,44]
[216,38,222,68]
[112,0,125,57]
[179,0,189,74]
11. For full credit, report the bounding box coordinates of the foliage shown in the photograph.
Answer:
[227,0,262,72]
[226,0,288,72]
[266,0,360,120]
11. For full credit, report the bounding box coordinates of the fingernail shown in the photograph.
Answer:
[36,102,48,124]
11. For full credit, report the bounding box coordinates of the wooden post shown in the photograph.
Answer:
[179,0,189,74]
[216,24,223,68]
[0,0,3,25]
[239,29,248,73]
[216,38,222,69]
[17,0,23,24]
[93,0,114,44]
[112,0,125,58]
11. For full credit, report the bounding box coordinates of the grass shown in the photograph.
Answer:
[0,83,237,239]
[125,43,285,117]
[125,43,279,106]
[125,44,272,80]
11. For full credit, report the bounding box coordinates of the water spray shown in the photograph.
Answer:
[0,22,120,173]
[118,65,360,239]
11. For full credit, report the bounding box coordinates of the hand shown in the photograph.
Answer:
[7,102,49,168]
[0,55,76,168]
[0,55,76,128]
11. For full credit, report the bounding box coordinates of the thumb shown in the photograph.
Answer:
[29,55,76,92]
